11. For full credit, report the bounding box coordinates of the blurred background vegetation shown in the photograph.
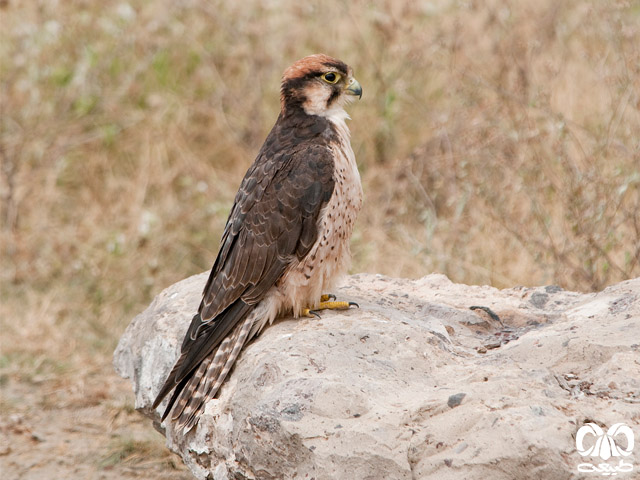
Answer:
[1,0,638,477]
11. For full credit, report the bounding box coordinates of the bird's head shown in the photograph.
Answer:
[280,54,362,120]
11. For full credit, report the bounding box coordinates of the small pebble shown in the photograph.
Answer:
[447,393,466,408]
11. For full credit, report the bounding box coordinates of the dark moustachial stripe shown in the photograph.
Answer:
[326,87,342,107]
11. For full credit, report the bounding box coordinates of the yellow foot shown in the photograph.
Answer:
[303,294,359,318]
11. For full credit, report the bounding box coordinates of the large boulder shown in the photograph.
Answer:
[114,273,640,480]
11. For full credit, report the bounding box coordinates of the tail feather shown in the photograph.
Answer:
[153,300,253,421]
[171,330,238,425]
[172,314,255,433]
[152,314,202,412]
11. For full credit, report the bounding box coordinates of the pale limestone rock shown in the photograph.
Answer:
[114,273,640,480]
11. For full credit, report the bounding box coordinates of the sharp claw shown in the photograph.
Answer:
[348,302,359,309]
[309,309,322,318]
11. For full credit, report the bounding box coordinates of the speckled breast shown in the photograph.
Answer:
[280,129,362,316]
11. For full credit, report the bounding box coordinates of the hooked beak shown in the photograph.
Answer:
[345,77,362,99]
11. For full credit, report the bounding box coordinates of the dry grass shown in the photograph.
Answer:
[1,0,638,478]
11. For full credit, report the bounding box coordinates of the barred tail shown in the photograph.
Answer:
[171,314,255,434]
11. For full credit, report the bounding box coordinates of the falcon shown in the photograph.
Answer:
[153,54,363,433]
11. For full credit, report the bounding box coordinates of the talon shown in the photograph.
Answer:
[303,308,322,319]
[309,295,359,314]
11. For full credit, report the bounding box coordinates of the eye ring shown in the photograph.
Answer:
[322,72,341,84]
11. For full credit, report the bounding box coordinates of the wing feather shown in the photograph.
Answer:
[153,138,336,415]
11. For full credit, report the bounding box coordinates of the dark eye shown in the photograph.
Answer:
[322,72,341,84]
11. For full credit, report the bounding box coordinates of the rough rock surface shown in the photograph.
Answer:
[114,273,640,480]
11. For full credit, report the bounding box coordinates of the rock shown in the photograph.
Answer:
[446,393,466,409]
[114,273,640,480]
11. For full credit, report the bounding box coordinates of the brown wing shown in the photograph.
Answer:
[152,142,335,417]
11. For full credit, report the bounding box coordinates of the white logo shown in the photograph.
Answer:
[576,423,635,476]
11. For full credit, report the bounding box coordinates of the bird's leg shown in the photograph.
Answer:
[303,294,359,318]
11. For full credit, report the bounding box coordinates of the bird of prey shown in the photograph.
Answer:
[153,54,363,433]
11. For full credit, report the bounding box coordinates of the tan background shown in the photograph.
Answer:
[1,0,638,478]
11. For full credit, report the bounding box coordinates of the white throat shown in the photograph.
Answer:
[325,108,351,140]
